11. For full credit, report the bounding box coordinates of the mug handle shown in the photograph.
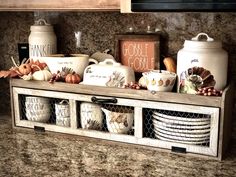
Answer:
[59,100,69,105]
[88,58,98,65]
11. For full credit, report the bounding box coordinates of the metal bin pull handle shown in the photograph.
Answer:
[91,96,117,104]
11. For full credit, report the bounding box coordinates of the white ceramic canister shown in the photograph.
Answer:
[29,19,57,60]
[177,33,228,93]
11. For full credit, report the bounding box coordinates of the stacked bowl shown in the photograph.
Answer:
[152,111,211,145]
[25,96,51,123]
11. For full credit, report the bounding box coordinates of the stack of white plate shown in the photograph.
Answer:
[152,111,211,145]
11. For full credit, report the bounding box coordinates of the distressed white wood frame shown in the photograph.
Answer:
[12,87,220,157]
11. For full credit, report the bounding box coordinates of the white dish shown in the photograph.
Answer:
[153,111,210,122]
[154,129,210,141]
[153,123,210,134]
[154,133,210,145]
[154,126,210,138]
[152,119,211,130]
[152,114,210,126]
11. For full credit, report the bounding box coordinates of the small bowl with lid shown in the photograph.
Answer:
[142,70,177,92]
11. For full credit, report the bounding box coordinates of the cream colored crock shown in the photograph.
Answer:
[82,59,135,87]
[177,33,228,93]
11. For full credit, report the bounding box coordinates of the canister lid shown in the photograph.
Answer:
[30,19,54,32]
[183,33,222,49]
[184,40,222,49]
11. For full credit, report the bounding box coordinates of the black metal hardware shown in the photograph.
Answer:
[91,96,117,104]
[131,0,236,12]
[34,126,45,132]
[171,146,186,153]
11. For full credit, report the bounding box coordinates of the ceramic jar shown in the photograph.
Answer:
[29,19,57,60]
[55,100,70,127]
[177,33,228,93]
[83,59,135,87]
[80,102,103,130]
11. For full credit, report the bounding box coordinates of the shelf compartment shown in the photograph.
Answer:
[77,101,135,136]
[19,94,71,127]
[142,102,219,156]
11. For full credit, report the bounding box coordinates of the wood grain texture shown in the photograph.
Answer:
[10,79,223,107]
[0,0,120,11]
[218,84,234,160]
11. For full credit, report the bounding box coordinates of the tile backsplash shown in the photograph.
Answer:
[0,12,235,136]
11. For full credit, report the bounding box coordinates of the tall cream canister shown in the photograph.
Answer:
[177,33,228,94]
[29,19,57,60]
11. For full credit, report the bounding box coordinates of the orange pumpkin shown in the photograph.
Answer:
[65,72,81,84]
[18,64,31,75]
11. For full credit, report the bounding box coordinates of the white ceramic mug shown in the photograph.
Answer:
[80,102,103,130]
[55,100,70,127]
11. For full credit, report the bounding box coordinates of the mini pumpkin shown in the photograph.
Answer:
[18,63,31,75]
[32,65,52,81]
[65,72,81,84]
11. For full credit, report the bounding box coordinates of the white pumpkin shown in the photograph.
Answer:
[32,69,52,81]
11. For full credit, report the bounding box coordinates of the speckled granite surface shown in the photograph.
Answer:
[0,114,236,177]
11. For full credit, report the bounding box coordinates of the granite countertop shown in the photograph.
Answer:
[1,114,236,177]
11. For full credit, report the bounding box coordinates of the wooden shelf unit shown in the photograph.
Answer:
[10,78,234,160]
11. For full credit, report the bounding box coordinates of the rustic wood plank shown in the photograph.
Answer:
[10,79,17,128]
[0,0,120,11]
[138,137,217,157]
[12,87,21,126]
[134,107,143,138]
[69,99,77,129]
[218,84,234,160]
[209,108,220,157]
[10,79,223,107]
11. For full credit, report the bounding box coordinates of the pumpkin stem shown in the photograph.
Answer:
[21,58,30,65]
[10,56,19,67]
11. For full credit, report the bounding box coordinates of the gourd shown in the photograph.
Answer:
[32,65,52,81]
[163,56,177,73]
[65,72,81,84]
